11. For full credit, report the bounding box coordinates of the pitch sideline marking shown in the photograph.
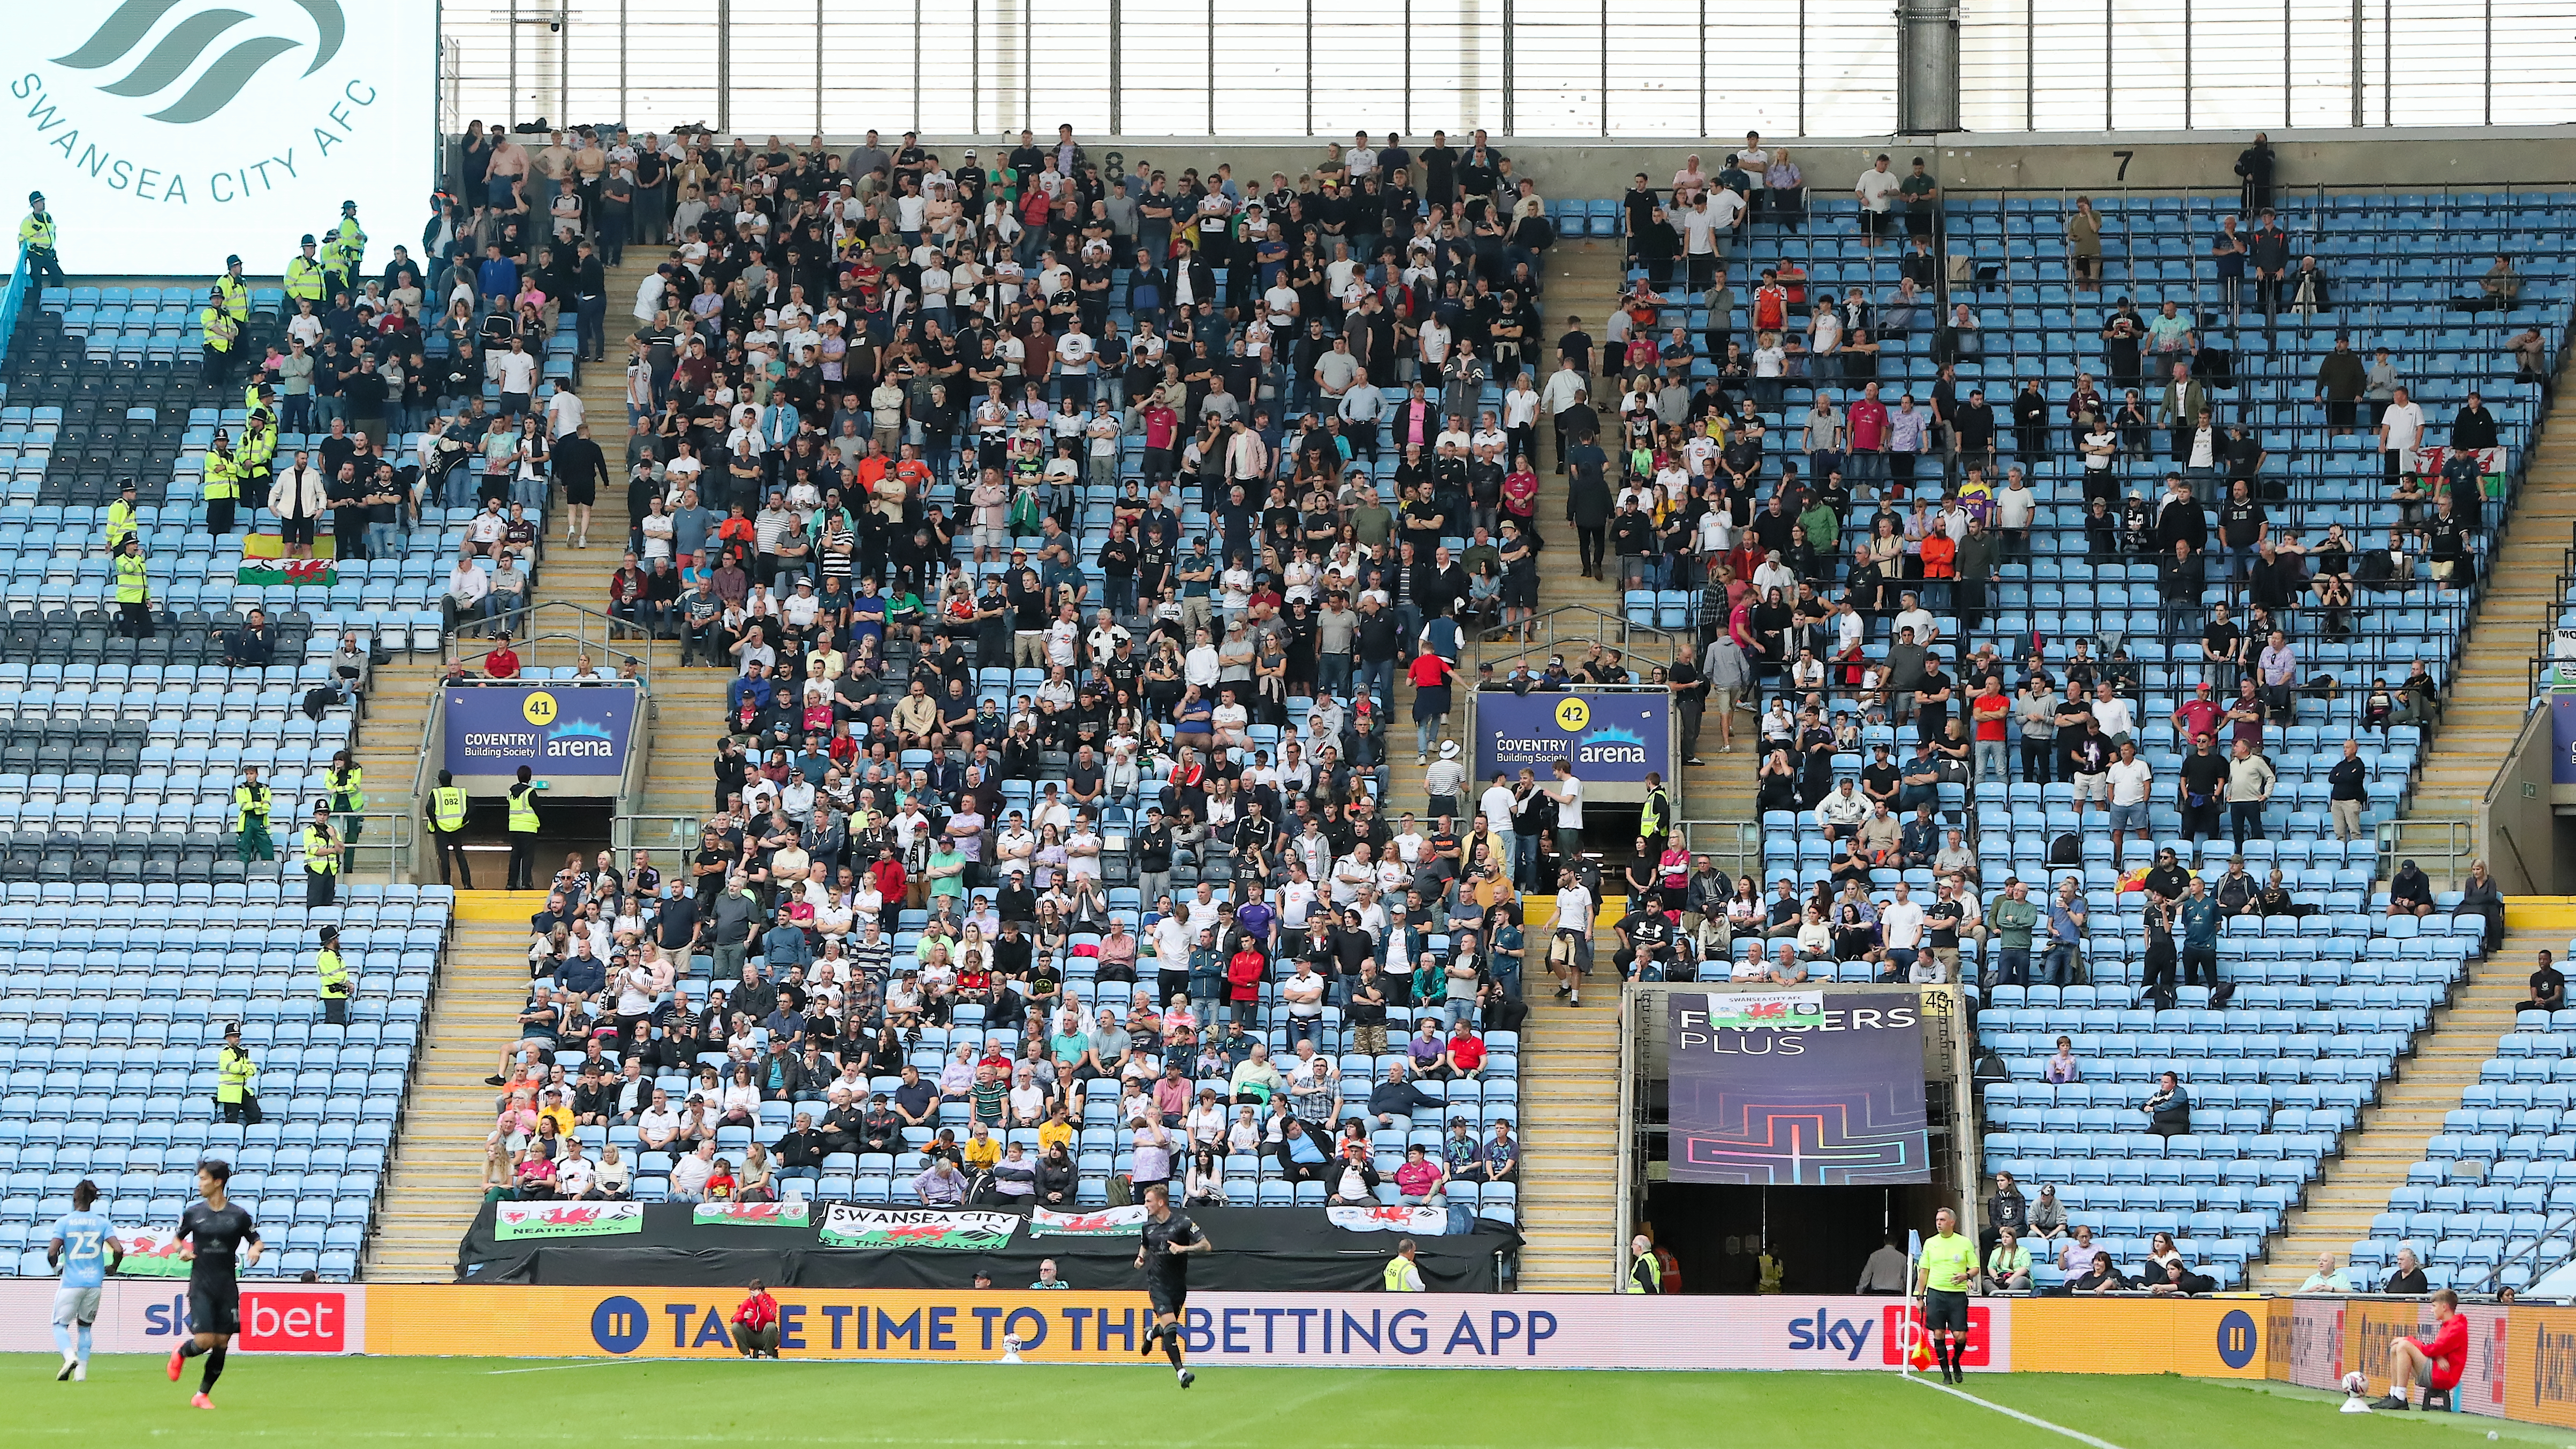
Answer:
[1901,1371,2131,1449]
[484,1358,655,1375]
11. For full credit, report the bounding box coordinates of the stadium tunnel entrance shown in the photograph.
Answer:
[1638,1181,1957,1295]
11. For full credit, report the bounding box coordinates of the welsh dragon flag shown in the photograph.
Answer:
[238,558,338,586]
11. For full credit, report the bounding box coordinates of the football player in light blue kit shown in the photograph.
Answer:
[48,1178,123,1382]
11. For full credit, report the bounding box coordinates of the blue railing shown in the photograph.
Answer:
[0,247,28,372]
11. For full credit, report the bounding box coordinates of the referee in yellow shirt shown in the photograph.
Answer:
[1913,1207,1976,1384]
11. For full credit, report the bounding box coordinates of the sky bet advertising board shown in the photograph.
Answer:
[1473,688,1670,798]
[2,0,435,275]
[444,685,638,779]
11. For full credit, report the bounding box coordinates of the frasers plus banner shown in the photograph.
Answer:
[1474,689,1669,786]
[1666,991,1931,1186]
[4,0,434,275]
[445,685,637,778]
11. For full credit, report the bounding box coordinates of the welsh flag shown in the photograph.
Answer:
[113,1225,191,1277]
[1027,1205,1147,1237]
[238,558,338,587]
[493,1201,645,1240]
[693,1200,812,1227]
[817,1204,1017,1250]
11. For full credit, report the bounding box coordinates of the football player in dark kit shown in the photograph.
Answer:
[1133,1180,1211,1387]
[166,1159,262,1408]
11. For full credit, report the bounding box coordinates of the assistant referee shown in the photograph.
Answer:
[1914,1207,1976,1384]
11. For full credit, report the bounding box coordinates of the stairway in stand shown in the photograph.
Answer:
[1501,236,1656,1292]
[363,898,557,1281]
[2407,354,2576,867]
[2247,905,2557,1291]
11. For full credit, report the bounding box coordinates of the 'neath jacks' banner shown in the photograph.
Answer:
[494,1202,646,1240]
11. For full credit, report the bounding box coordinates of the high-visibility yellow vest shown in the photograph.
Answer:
[301,824,338,874]
[241,420,275,468]
[202,452,239,502]
[506,784,541,834]
[216,1045,258,1103]
[1626,1250,1659,1293]
[200,307,237,352]
[19,212,54,249]
[1640,786,1668,841]
[233,784,271,831]
[284,255,327,302]
[323,218,365,271]
[112,552,147,604]
[104,499,137,549]
[430,785,468,832]
[330,766,366,814]
[316,947,351,1000]
[215,275,248,322]
[1383,1256,1422,1291]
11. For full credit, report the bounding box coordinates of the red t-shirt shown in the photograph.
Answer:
[2173,698,2221,740]
[1972,693,2010,741]
[1408,654,1453,689]
[733,1291,779,1330]
[2414,1312,2467,1390]
[1448,1035,1487,1072]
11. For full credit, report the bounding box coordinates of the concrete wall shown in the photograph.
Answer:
[2487,703,2565,894]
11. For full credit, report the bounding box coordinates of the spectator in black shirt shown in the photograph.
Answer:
[2524,950,2568,1014]
[774,1114,829,1182]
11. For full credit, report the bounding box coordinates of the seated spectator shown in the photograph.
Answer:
[1324,1138,1380,1205]
[2071,1250,2128,1293]
[2147,1260,2217,1296]
[2143,1069,2190,1138]
[1276,1117,1332,1183]
[2386,859,2437,917]
[2026,1184,2065,1241]
[1984,1227,2032,1292]
[2525,950,2569,1014]
[1394,1144,1446,1204]
[224,608,277,667]
[2384,1246,2430,1295]
[914,1155,968,1205]
[669,1141,718,1202]
[2298,1252,2352,1293]
[2044,1035,2081,1083]
[1473,1119,1519,1182]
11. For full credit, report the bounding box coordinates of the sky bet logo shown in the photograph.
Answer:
[1785,1307,1876,1361]
[145,1288,345,1351]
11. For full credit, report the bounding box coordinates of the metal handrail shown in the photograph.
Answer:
[2376,816,2479,891]
[1675,817,1763,881]
[440,600,657,688]
[611,812,708,859]
[2472,1208,2576,1295]
[1469,604,1686,679]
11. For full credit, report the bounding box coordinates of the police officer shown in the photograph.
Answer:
[285,235,328,309]
[505,764,545,891]
[234,764,274,863]
[236,406,276,505]
[323,202,366,298]
[215,1023,260,1124]
[315,925,352,1027]
[199,286,239,386]
[104,477,139,551]
[426,768,472,887]
[18,190,62,288]
[301,803,340,906]
[327,747,366,874]
[111,534,151,638]
[214,254,250,326]
[201,428,243,536]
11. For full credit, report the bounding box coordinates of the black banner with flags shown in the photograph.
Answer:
[458,1202,1520,1292]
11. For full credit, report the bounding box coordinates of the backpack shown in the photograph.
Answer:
[2048,832,2081,866]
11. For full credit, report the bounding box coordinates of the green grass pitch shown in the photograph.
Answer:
[11,1354,2574,1447]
